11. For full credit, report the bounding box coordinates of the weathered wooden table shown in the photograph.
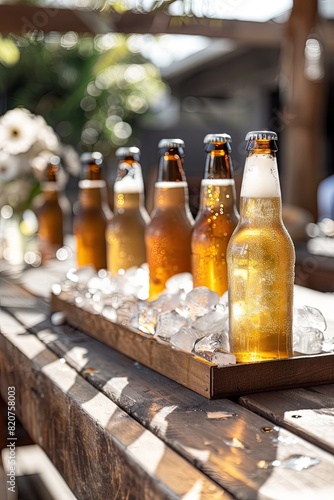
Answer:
[1,261,334,500]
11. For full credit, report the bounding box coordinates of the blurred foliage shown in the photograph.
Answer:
[0,31,168,157]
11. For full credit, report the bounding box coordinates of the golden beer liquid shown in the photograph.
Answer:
[227,196,295,362]
[107,192,149,274]
[145,181,193,300]
[73,180,107,271]
[37,184,64,261]
[192,179,238,295]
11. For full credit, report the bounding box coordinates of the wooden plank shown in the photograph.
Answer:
[0,310,228,500]
[239,387,334,455]
[0,4,109,35]
[3,298,334,500]
[50,291,334,399]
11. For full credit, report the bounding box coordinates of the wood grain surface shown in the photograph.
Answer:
[0,309,228,500]
[2,276,334,499]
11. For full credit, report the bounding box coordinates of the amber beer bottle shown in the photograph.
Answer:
[79,151,112,220]
[145,139,194,300]
[106,147,150,274]
[227,131,295,362]
[73,152,109,270]
[191,134,239,295]
[37,155,64,261]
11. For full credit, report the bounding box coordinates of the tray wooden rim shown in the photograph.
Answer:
[51,292,334,399]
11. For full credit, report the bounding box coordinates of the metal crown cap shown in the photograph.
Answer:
[80,151,103,164]
[204,133,232,144]
[115,146,140,159]
[158,138,185,149]
[49,155,61,166]
[245,130,278,141]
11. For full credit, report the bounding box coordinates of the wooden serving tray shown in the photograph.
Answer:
[51,292,334,399]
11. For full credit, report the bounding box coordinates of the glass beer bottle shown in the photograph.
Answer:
[145,139,194,300]
[73,152,108,270]
[106,147,150,274]
[37,155,64,261]
[191,133,239,296]
[79,151,113,220]
[227,131,295,362]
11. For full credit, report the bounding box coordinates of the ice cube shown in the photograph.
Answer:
[154,311,189,343]
[87,269,112,293]
[210,351,236,366]
[192,307,228,335]
[293,305,327,333]
[170,327,204,353]
[193,331,230,354]
[165,272,193,295]
[220,290,228,307]
[322,337,334,352]
[120,265,149,299]
[66,266,96,288]
[152,293,184,313]
[182,287,220,318]
[101,305,117,322]
[130,301,158,335]
[293,327,324,354]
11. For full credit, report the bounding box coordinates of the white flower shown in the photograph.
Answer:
[0,151,22,182]
[0,108,38,155]
[31,118,60,156]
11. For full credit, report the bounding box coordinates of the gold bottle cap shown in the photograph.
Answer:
[204,133,232,144]
[245,131,278,141]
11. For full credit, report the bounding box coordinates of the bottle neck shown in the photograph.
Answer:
[78,180,105,207]
[204,148,233,179]
[199,179,237,212]
[82,162,102,181]
[41,182,59,199]
[157,152,186,183]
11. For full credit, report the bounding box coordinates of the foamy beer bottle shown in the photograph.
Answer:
[227,131,295,362]
[106,147,150,274]
[73,152,109,270]
[191,134,239,295]
[145,138,194,300]
[37,155,64,260]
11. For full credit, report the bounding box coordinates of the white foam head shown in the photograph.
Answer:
[155,181,188,188]
[79,180,106,189]
[114,175,144,193]
[241,154,281,198]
